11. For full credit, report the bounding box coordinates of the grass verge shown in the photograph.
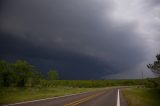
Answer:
[0,87,100,105]
[122,87,160,106]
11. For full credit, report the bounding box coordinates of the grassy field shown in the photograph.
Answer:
[122,87,160,106]
[0,87,101,105]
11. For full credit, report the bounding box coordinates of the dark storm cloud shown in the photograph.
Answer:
[0,0,154,79]
[0,32,114,79]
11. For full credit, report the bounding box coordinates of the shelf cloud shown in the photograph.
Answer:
[0,0,159,79]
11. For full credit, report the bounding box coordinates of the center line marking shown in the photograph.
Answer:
[117,89,120,106]
[64,91,105,106]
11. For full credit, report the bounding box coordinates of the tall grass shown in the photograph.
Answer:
[0,87,99,105]
[122,88,160,106]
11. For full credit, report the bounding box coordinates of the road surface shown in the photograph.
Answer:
[4,88,128,106]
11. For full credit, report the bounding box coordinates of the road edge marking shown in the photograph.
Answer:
[117,89,120,106]
[3,90,96,106]
[2,90,107,106]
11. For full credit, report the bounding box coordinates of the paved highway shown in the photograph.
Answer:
[4,88,128,106]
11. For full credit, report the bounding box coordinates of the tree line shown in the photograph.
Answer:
[0,60,59,87]
[1,53,160,88]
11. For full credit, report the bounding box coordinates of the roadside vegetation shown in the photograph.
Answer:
[122,54,160,106]
[0,87,99,105]
[122,87,160,106]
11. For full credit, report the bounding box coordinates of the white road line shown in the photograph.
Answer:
[117,89,120,106]
[3,91,93,106]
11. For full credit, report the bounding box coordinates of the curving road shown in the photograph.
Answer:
[4,88,128,106]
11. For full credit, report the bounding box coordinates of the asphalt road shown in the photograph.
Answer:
[4,88,128,106]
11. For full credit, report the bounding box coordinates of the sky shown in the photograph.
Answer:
[0,0,160,79]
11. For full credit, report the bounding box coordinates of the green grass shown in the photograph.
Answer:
[0,87,100,105]
[122,87,160,106]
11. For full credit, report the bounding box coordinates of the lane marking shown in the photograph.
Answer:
[3,90,97,106]
[117,89,120,106]
[64,91,105,106]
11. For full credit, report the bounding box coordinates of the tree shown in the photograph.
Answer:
[48,69,59,80]
[147,54,160,76]
[0,60,43,87]
[14,60,34,87]
[14,60,43,87]
[0,60,16,87]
